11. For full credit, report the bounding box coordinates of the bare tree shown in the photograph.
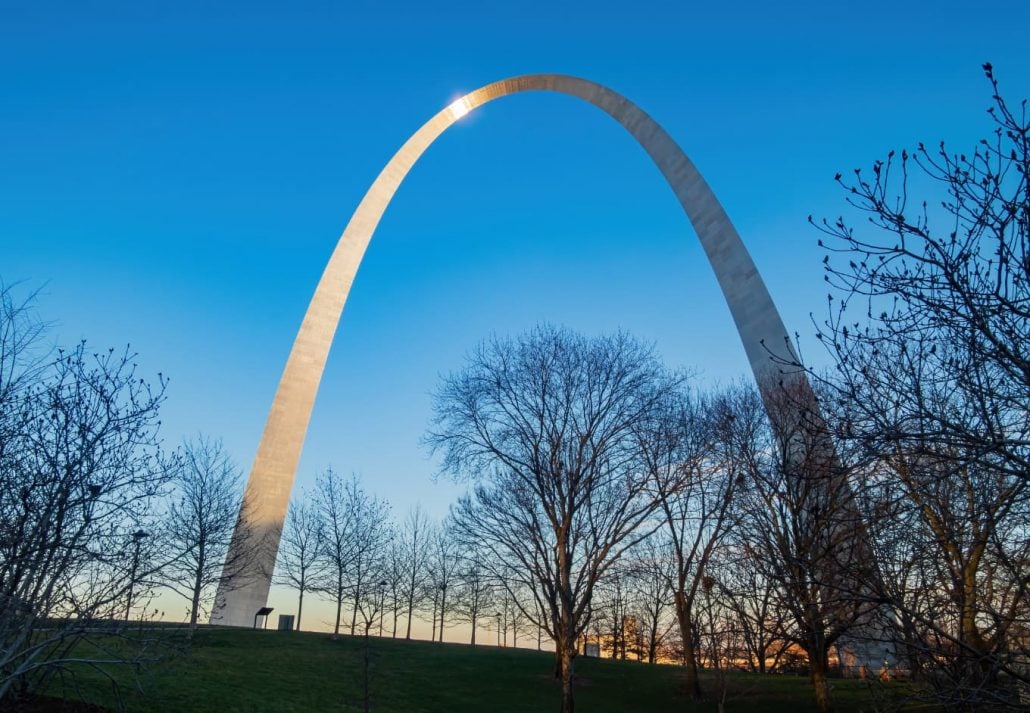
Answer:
[497,576,532,648]
[427,518,460,643]
[592,568,631,661]
[727,385,874,713]
[812,63,1029,489]
[312,467,356,638]
[397,505,432,640]
[450,544,495,646]
[622,538,676,664]
[383,537,404,637]
[694,566,742,713]
[718,541,790,673]
[429,326,686,713]
[643,388,740,698]
[352,577,390,713]
[808,64,1030,709]
[845,431,1029,709]
[343,479,391,637]
[163,436,252,631]
[0,284,169,701]
[310,470,391,637]
[275,494,324,631]
[0,282,47,416]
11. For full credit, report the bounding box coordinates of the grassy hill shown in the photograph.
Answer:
[43,627,909,712]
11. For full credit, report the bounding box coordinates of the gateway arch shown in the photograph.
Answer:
[213,74,810,627]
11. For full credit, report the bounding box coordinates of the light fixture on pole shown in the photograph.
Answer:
[124,529,149,622]
[378,580,388,636]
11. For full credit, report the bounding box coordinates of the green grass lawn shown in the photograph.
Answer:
[47,627,914,712]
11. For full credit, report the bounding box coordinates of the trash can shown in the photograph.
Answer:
[278,614,295,632]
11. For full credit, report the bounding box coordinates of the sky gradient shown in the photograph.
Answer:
[3,0,1028,633]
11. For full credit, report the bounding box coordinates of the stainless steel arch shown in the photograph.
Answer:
[213,74,803,627]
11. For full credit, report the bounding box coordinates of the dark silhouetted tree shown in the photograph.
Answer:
[808,64,1029,709]
[397,505,432,640]
[429,326,687,713]
[0,285,169,700]
[163,436,253,631]
[275,494,324,631]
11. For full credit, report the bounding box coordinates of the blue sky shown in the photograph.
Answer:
[3,1,1028,628]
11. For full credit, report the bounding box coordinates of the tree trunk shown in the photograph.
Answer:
[350,572,363,635]
[297,589,304,631]
[439,592,447,642]
[470,612,477,646]
[430,597,437,642]
[675,592,702,700]
[810,651,833,713]
[405,593,415,639]
[334,595,343,637]
[682,631,702,700]
[190,541,205,632]
[959,563,994,684]
[189,566,203,630]
[559,644,576,713]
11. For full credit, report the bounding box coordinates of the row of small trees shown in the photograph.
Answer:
[275,471,546,648]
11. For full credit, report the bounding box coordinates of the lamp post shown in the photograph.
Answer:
[438,583,447,642]
[124,529,148,622]
[430,591,438,641]
[377,580,388,636]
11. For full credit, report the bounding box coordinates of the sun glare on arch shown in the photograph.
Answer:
[448,95,471,120]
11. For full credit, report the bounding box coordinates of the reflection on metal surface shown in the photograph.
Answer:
[448,97,471,120]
